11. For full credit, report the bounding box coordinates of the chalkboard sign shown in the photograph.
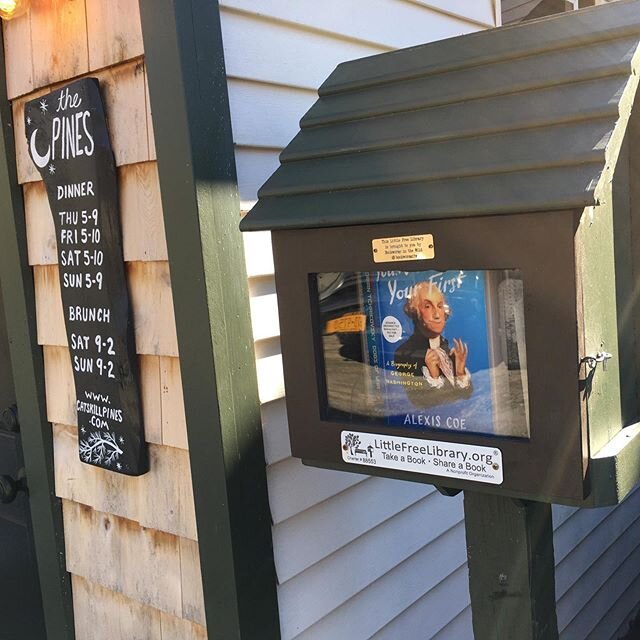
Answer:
[25,78,148,476]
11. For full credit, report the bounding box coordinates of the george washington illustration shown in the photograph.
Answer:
[394,281,472,396]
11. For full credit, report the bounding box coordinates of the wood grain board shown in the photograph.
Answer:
[72,575,161,640]
[71,573,208,640]
[127,261,179,357]
[54,424,197,540]
[63,500,184,618]
[30,0,89,88]
[3,0,146,99]
[63,500,205,625]
[2,13,34,98]
[85,0,144,71]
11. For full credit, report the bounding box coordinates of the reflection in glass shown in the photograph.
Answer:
[314,270,530,439]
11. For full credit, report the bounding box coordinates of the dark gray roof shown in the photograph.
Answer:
[241,0,640,231]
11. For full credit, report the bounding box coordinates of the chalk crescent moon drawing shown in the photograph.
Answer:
[29,129,50,169]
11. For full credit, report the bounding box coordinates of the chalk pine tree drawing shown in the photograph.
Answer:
[79,431,124,466]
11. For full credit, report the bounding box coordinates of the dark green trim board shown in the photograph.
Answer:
[0,32,75,640]
[138,2,280,639]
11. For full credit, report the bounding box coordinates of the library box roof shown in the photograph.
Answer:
[241,0,640,231]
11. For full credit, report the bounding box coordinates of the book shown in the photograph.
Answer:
[363,269,498,434]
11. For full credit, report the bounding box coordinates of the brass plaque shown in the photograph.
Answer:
[372,234,435,263]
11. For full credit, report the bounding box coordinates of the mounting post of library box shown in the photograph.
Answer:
[241,3,640,638]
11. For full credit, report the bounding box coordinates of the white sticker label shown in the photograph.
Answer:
[341,431,503,485]
[381,315,403,343]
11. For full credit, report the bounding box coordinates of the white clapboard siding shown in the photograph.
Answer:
[255,349,285,404]
[554,485,640,640]
[273,478,434,583]
[224,2,495,639]
[409,0,496,27]
[554,505,614,564]
[228,79,316,150]
[228,4,640,640]
[267,457,366,525]
[296,523,468,640]
[243,229,274,277]
[560,529,640,638]
[221,0,485,50]
[278,496,465,638]
[431,607,473,640]
[260,398,291,465]
[552,502,583,530]
[368,563,470,640]
[555,507,633,600]
[249,277,280,341]
[592,575,640,640]
[235,147,282,204]
[431,606,473,640]
[360,486,640,640]
[557,506,638,606]
[559,519,640,635]
[221,9,383,91]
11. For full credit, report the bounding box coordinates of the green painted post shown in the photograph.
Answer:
[138,1,280,638]
[464,492,559,640]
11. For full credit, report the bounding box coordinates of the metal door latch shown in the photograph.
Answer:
[580,351,613,372]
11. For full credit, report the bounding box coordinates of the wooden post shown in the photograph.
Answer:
[464,492,559,640]
[138,1,280,638]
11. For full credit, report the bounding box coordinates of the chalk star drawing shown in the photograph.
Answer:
[48,164,55,174]
[39,99,48,113]
[116,463,122,471]
[119,435,125,444]
[26,116,31,126]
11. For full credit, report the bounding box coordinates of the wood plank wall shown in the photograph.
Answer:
[2,1,207,637]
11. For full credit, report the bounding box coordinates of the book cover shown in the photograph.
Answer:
[363,270,496,435]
